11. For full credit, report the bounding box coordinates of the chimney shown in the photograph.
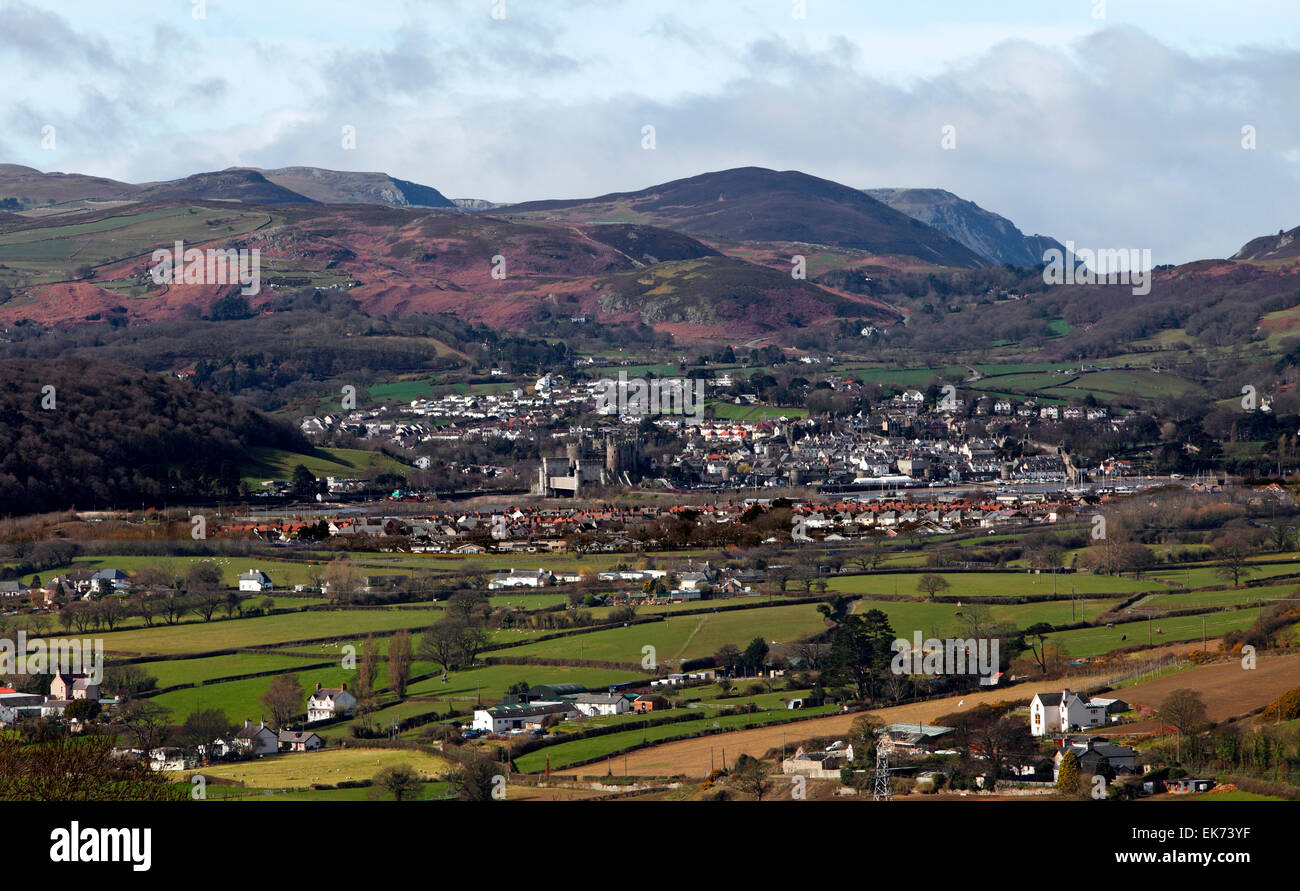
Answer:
[341,682,347,691]
[315,682,322,691]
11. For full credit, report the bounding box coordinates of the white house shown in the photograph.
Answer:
[471,702,578,734]
[488,568,553,590]
[278,730,324,752]
[238,570,274,593]
[1030,689,1109,736]
[229,720,280,756]
[307,682,357,723]
[572,692,630,717]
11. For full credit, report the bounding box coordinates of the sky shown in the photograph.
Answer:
[1,0,1299,264]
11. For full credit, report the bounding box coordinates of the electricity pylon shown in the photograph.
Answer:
[873,746,893,801]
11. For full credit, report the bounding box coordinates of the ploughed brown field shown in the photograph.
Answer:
[1115,650,1300,721]
[560,651,1300,778]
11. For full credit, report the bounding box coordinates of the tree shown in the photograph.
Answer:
[177,708,235,752]
[1021,623,1055,675]
[847,713,883,764]
[223,591,244,619]
[290,464,319,500]
[916,573,951,600]
[184,561,223,591]
[713,644,741,675]
[419,620,463,671]
[159,592,190,626]
[388,630,413,698]
[456,623,490,666]
[95,597,128,631]
[446,590,490,624]
[65,698,102,724]
[322,557,364,602]
[102,665,158,698]
[825,609,896,701]
[0,731,184,801]
[1213,534,1256,587]
[450,756,501,801]
[261,674,305,729]
[357,634,378,698]
[1158,689,1208,762]
[114,699,171,753]
[191,590,224,623]
[1270,522,1296,554]
[370,764,423,802]
[1056,750,1083,796]
[729,754,773,800]
[742,637,770,675]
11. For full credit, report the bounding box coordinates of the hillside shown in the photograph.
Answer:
[865,187,1064,268]
[133,170,313,204]
[0,359,307,514]
[499,167,989,268]
[590,255,898,338]
[253,166,455,208]
[1233,224,1300,262]
[0,164,135,208]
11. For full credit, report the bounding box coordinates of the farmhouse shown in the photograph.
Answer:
[1030,689,1109,736]
[238,570,274,592]
[488,568,554,589]
[278,730,324,752]
[50,674,100,701]
[571,692,629,717]
[307,682,358,723]
[229,720,280,756]
[472,702,578,734]
[1053,738,1140,780]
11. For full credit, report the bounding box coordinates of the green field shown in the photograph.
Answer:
[92,607,445,656]
[242,446,410,485]
[710,402,808,421]
[0,206,273,282]
[150,666,357,720]
[502,603,827,665]
[828,571,1165,599]
[139,652,324,688]
[403,663,649,702]
[852,598,1124,638]
[1048,608,1261,658]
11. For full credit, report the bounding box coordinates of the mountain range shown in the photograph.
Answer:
[0,162,1296,348]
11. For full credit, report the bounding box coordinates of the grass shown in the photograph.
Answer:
[403,663,648,702]
[184,747,448,788]
[92,607,445,656]
[241,445,410,485]
[827,571,1166,599]
[502,603,828,665]
[1047,608,1262,658]
[513,704,838,773]
[852,598,1125,638]
[150,666,357,720]
[137,653,322,688]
